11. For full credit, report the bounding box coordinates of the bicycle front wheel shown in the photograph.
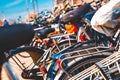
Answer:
[1,47,44,80]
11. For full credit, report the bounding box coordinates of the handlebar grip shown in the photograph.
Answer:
[0,24,35,53]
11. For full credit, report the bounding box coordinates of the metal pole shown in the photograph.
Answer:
[31,0,36,14]
[26,0,29,15]
[35,0,39,14]
[1,11,6,19]
[3,62,19,80]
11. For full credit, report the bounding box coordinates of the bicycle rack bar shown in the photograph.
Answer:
[48,33,74,39]
[60,46,111,59]
[60,46,113,66]
[95,62,112,80]
[69,52,120,80]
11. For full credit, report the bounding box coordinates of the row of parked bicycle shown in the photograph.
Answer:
[0,0,119,80]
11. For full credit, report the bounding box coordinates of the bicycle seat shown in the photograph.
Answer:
[60,3,93,23]
[0,24,35,53]
[36,28,55,39]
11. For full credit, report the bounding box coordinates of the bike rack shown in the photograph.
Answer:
[60,46,113,66]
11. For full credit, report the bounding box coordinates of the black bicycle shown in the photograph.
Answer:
[0,23,38,80]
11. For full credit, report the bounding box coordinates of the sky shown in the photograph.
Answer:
[0,0,53,21]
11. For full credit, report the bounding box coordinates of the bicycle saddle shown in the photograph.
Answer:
[0,24,35,53]
[60,3,93,23]
[36,28,55,39]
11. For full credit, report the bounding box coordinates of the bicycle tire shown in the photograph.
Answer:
[54,52,112,80]
[1,39,76,80]
[1,47,44,80]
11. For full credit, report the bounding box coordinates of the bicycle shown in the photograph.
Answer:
[53,28,119,80]
[69,33,120,80]
[0,23,35,80]
[2,25,77,80]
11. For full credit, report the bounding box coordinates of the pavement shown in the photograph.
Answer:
[1,52,40,80]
